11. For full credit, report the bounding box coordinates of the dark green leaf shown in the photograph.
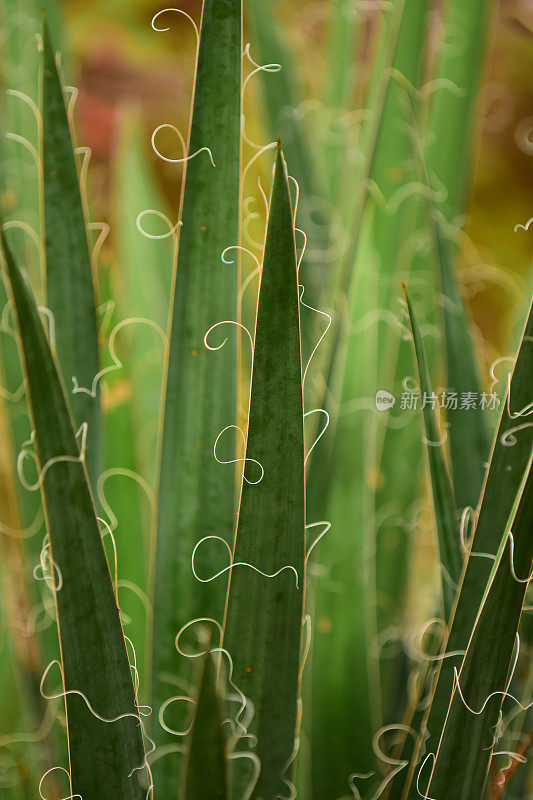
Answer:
[222,146,305,800]
[403,283,462,617]
[427,458,532,800]
[181,651,229,800]
[1,228,146,800]
[404,296,533,799]
[151,0,242,793]
[41,23,101,487]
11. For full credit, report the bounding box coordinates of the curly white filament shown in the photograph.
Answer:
[228,751,261,800]
[87,221,110,273]
[123,634,141,695]
[5,132,38,164]
[515,115,533,156]
[64,85,79,129]
[37,305,57,351]
[158,696,195,736]
[242,43,260,68]
[242,141,278,187]
[73,146,92,200]
[489,355,514,390]
[0,506,43,540]
[304,408,330,464]
[40,660,150,724]
[151,8,199,41]
[305,521,331,565]
[6,89,42,127]
[288,175,300,222]
[299,286,332,386]
[2,219,43,263]
[295,228,307,273]
[452,635,529,717]
[347,771,374,800]
[242,202,265,250]
[204,320,254,361]
[514,216,533,233]
[191,535,299,588]
[151,123,215,167]
[213,425,263,484]
[18,423,88,492]
[238,265,261,305]
[98,517,119,600]
[39,767,81,800]
[118,581,153,632]
[72,317,167,397]
[459,506,477,553]
[414,618,466,662]
[174,619,249,734]
[136,209,181,241]
[416,752,436,800]
[97,468,156,534]
[501,423,533,447]
[423,427,448,447]
[33,538,63,593]
[242,63,282,100]
[507,532,533,583]
[221,245,260,269]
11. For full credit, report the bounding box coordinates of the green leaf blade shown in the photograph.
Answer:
[426,0,492,222]
[41,24,101,487]
[430,216,492,513]
[1,230,146,800]
[247,0,329,361]
[150,0,242,790]
[427,459,533,800]
[222,147,305,800]
[403,284,462,617]
[181,652,229,800]
[404,297,533,799]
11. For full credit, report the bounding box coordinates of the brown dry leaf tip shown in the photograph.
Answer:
[277,136,281,147]
[400,279,407,291]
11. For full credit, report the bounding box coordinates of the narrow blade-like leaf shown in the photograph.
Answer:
[99,270,150,701]
[416,123,492,512]
[247,0,322,212]
[434,220,492,511]
[247,0,329,367]
[426,458,532,800]
[403,296,533,798]
[1,229,146,800]
[181,651,229,800]
[151,0,242,791]
[403,283,462,617]
[41,24,100,486]
[426,0,492,221]
[222,147,305,800]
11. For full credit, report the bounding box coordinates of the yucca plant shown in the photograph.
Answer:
[0,2,531,800]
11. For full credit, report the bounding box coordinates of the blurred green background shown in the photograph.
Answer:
[3,0,531,343]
